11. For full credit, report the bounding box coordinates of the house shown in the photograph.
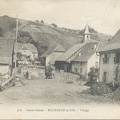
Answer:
[71,42,99,79]
[55,25,100,74]
[55,43,86,72]
[0,37,14,78]
[15,43,38,65]
[41,44,66,66]
[98,29,120,83]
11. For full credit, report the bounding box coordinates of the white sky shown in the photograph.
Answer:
[0,0,120,35]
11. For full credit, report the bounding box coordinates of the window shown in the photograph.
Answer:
[95,62,98,68]
[103,72,107,82]
[78,53,81,57]
[93,45,97,49]
[75,68,78,74]
[103,54,109,64]
[81,62,82,66]
[80,68,82,73]
[114,53,120,64]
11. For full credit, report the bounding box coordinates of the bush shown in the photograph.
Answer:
[83,82,112,96]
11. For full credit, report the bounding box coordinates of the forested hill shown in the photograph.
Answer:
[0,15,112,57]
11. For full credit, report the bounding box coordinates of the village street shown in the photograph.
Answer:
[0,73,93,106]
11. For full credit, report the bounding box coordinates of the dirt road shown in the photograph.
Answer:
[0,73,91,106]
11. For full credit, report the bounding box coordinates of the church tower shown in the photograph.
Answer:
[83,24,90,42]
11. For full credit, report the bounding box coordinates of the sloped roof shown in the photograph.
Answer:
[15,43,37,53]
[54,45,66,52]
[41,45,58,57]
[0,37,14,63]
[57,43,86,61]
[22,45,28,50]
[98,43,120,53]
[25,43,38,53]
[109,29,120,43]
[41,44,65,57]
[72,42,98,62]
[98,29,120,52]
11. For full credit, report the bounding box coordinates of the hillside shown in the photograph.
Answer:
[0,15,112,58]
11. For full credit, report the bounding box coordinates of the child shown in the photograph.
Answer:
[28,74,31,80]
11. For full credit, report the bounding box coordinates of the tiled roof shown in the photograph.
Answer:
[57,43,86,61]
[25,43,38,53]
[98,43,120,52]
[0,37,14,64]
[41,45,58,57]
[54,45,66,52]
[72,42,98,62]
[41,44,64,57]
[15,43,38,53]
[98,29,120,52]
[109,29,120,43]
[22,45,28,50]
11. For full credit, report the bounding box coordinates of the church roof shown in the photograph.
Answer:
[84,25,90,35]
[72,42,98,62]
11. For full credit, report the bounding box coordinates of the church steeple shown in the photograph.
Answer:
[83,24,90,42]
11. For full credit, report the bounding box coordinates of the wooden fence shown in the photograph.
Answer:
[0,77,14,91]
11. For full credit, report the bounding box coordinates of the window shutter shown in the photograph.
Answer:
[107,57,109,63]
[107,54,110,57]
[114,57,116,63]
[103,58,105,63]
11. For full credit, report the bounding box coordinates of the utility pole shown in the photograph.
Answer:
[14,15,18,73]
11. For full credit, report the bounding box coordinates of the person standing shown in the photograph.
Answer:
[112,78,116,91]
[28,74,31,80]
[26,71,29,79]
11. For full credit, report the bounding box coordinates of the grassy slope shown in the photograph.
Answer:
[0,15,112,57]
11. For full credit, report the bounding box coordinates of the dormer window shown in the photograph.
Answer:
[78,53,81,57]
[93,44,97,49]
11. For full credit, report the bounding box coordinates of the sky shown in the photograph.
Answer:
[0,0,120,35]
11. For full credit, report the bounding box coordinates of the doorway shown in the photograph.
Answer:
[75,68,78,74]
[103,72,107,82]
[116,66,120,80]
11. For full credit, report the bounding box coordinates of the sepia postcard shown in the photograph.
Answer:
[0,0,120,119]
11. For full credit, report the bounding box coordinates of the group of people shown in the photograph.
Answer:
[45,65,55,79]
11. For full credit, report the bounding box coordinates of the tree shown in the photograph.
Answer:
[51,23,57,27]
[35,20,39,23]
[41,20,44,24]
[17,52,22,60]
